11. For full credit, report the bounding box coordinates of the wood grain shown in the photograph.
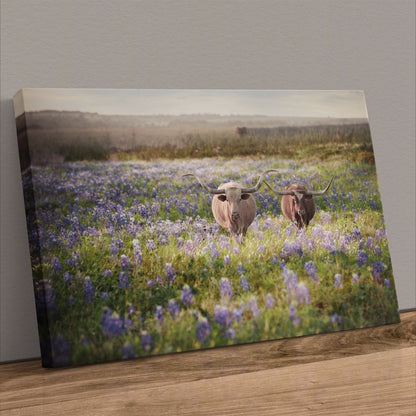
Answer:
[1,311,415,415]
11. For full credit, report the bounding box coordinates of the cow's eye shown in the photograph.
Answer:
[241,194,251,200]
[218,195,227,202]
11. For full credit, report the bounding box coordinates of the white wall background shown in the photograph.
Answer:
[1,0,414,363]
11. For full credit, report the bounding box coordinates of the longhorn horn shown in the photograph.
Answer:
[181,173,225,194]
[263,179,295,196]
[240,169,281,193]
[305,177,334,196]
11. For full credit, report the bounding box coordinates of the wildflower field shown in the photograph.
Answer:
[25,155,399,367]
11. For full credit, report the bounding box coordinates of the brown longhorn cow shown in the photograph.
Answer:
[182,170,277,242]
[264,178,334,229]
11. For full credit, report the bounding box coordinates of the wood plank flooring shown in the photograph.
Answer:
[1,311,415,415]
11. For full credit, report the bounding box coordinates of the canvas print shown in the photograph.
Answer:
[14,89,400,367]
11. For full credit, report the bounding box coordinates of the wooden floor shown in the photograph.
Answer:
[1,312,415,416]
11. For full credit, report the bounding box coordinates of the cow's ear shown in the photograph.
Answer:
[241,193,251,200]
[218,195,227,202]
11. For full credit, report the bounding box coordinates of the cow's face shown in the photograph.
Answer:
[218,187,251,222]
[289,190,313,228]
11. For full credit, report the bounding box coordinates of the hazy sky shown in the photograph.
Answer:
[14,89,368,119]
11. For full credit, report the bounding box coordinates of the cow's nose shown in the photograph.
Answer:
[299,209,306,216]
[232,212,240,220]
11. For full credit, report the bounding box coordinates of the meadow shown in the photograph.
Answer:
[24,155,399,367]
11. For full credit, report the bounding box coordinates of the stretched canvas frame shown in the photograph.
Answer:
[14,89,400,367]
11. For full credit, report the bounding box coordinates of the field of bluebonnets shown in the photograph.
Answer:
[25,129,399,367]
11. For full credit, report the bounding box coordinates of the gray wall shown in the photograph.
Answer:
[1,0,414,363]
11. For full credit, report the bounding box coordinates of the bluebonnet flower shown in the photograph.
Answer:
[196,316,211,344]
[311,226,323,239]
[219,278,233,301]
[258,245,266,253]
[63,272,73,287]
[304,261,318,283]
[223,255,232,266]
[383,279,392,288]
[265,294,276,310]
[224,327,236,340]
[121,342,136,360]
[165,263,176,285]
[118,272,130,290]
[167,299,181,319]
[375,228,386,242]
[155,305,164,325]
[352,274,360,284]
[120,255,131,270]
[289,303,301,326]
[372,261,387,282]
[330,314,343,325]
[375,247,382,257]
[83,277,95,303]
[180,285,194,307]
[102,270,112,277]
[271,255,280,265]
[132,239,142,265]
[52,335,71,366]
[357,251,368,267]
[248,297,261,318]
[100,308,127,337]
[334,274,343,289]
[100,292,110,300]
[214,305,232,327]
[352,228,362,241]
[147,280,155,288]
[367,237,375,250]
[240,275,250,292]
[51,257,63,275]
[320,212,332,225]
[237,263,246,275]
[147,239,157,251]
[232,306,244,324]
[141,331,154,353]
[110,238,124,256]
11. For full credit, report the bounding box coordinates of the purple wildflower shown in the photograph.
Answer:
[352,228,362,241]
[147,239,157,251]
[83,277,95,303]
[100,292,110,300]
[289,303,301,326]
[240,275,250,292]
[63,272,73,286]
[237,263,246,275]
[155,305,164,325]
[330,314,343,325]
[372,261,387,282]
[352,274,360,284]
[100,308,127,337]
[383,279,392,288]
[196,317,211,344]
[232,306,244,324]
[219,277,233,301]
[141,331,154,353]
[214,305,232,327]
[167,299,181,319]
[357,251,368,267]
[132,239,142,265]
[334,274,343,289]
[102,270,112,277]
[248,297,261,318]
[224,327,236,340]
[180,285,194,307]
[367,237,375,250]
[120,255,131,270]
[147,280,155,288]
[121,342,136,360]
[223,255,232,266]
[304,261,318,283]
[265,294,276,310]
[51,257,63,275]
[165,263,176,285]
[118,272,130,290]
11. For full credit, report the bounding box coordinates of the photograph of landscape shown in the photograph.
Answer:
[14,89,399,367]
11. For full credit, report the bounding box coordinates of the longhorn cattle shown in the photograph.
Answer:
[264,178,334,229]
[235,126,248,137]
[183,170,277,242]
